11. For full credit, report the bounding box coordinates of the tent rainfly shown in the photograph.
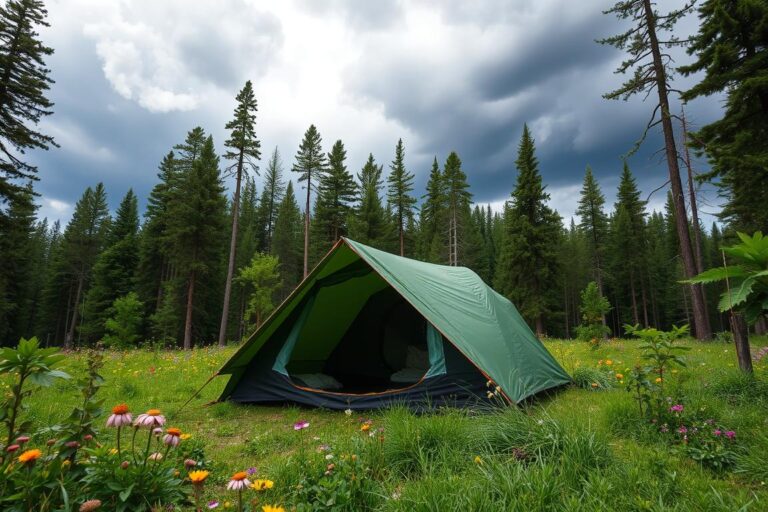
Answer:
[215,238,570,410]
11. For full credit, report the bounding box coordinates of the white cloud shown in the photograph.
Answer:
[37,197,73,225]
[39,118,115,162]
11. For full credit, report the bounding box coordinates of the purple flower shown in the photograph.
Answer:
[713,429,722,436]
[246,467,257,476]
[207,501,219,509]
[725,430,736,439]
[670,404,684,413]
[677,426,688,434]
[293,420,310,431]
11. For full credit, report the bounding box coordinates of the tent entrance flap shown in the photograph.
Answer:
[272,294,315,376]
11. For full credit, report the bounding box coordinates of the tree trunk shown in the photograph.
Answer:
[643,0,711,340]
[641,280,649,327]
[563,278,570,339]
[681,110,705,275]
[730,313,753,373]
[64,272,84,350]
[630,271,639,325]
[399,213,405,257]
[755,315,768,335]
[304,174,311,278]
[219,151,245,346]
[535,315,545,338]
[183,270,195,350]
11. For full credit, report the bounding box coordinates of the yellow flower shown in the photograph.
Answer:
[180,433,192,441]
[655,377,663,384]
[615,373,624,380]
[605,360,613,366]
[188,470,210,485]
[360,423,371,432]
[474,455,483,465]
[18,449,42,464]
[251,479,274,491]
[224,502,233,509]
[262,506,285,512]
[109,448,118,455]
[591,382,599,388]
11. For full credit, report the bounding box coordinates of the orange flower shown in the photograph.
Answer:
[166,427,182,437]
[112,404,129,415]
[188,470,210,485]
[231,471,248,481]
[18,448,42,464]
[146,409,162,416]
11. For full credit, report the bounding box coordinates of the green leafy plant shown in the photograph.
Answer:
[574,281,611,346]
[0,337,70,446]
[103,292,144,349]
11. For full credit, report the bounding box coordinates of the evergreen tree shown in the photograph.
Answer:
[272,181,303,300]
[257,147,285,253]
[219,80,261,346]
[232,176,260,340]
[576,166,608,292]
[79,189,140,343]
[236,253,281,330]
[600,0,711,339]
[419,157,446,263]
[173,127,207,172]
[292,125,328,278]
[494,125,561,335]
[0,184,36,344]
[443,152,472,266]
[680,0,768,233]
[560,219,590,337]
[348,154,392,249]
[311,139,356,261]
[0,0,55,215]
[165,136,227,349]
[386,138,416,256]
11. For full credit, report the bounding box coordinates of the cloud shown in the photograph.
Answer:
[39,118,115,162]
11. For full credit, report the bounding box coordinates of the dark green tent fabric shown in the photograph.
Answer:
[217,238,570,404]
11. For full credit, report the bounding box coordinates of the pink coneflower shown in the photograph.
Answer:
[725,430,736,439]
[79,499,102,512]
[134,409,166,428]
[227,471,251,490]
[677,426,688,434]
[153,427,164,437]
[148,452,163,461]
[184,458,197,468]
[15,436,30,444]
[669,404,683,413]
[163,428,182,447]
[293,420,309,431]
[65,441,80,449]
[207,501,219,509]
[713,429,722,436]
[106,404,132,427]
[6,444,20,453]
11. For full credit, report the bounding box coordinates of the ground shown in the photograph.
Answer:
[9,337,768,511]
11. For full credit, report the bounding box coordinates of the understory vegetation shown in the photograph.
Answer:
[2,337,766,511]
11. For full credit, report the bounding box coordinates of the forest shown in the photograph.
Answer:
[0,0,766,351]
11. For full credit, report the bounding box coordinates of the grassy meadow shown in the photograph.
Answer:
[6,337,768,511]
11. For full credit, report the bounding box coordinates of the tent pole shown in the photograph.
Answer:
[174,373,219,417]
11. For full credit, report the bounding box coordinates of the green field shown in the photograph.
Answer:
[7,337,768,511]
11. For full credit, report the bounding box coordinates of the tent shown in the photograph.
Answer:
[216,238,570,410]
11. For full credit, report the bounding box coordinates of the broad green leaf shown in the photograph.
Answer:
[685,266,748,284]
[717,277,755,312]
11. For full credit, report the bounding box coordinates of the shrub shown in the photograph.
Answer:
[103,292,143,349]
[571,364,617,390]
[575,281,611,344]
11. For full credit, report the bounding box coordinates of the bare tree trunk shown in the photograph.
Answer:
[183,270,195,350]
[64,272,84,350]
[642,0,711,340]
[563,278,570,339]
[630,271,639,325]
[730,313,753,373]
[681,110,705,275]
[304,174,311,278]
[219,151,245,346]
[399,213,405,257]
[535,315,545,338]
[641,280,649,327]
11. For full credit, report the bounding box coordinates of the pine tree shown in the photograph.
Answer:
[312,139,356,260]
[232,176,260,340]
[272,181,303,300]
[387,139,416,256]
[0,0,55,215]
[79,189,140,343]
[219,81,261,346]
[348,154,392,249]
[576,166,609,292]
[419,157,446,263]
[56,184,111,348]
[257,147,285,253]
[443,152,472,266]
[292,125,328,278]
[600,0,711,339]
[173,127,207,172]
[494,125,561,336]
[679,0,768,233]
[165,136,227,349]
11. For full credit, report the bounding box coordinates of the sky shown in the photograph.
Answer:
[28,0,726,228]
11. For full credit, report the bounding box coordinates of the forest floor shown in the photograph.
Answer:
[11,336,768,511]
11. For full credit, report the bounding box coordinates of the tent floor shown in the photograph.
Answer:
[290,374,421,395]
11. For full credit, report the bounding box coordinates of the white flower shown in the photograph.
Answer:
[344,409,352,416]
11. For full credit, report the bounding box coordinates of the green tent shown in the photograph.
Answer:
[216,238,570,409]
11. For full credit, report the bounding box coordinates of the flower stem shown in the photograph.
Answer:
[116,426,122,456]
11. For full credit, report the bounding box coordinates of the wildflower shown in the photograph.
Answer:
[184,458,197,468]
[189,470,210,486]
[591,382,598,388]
[670,404,683,413]
[262,506,285,512]
[65,441,80,449]
[605,360,613,366]
[134,409,166,428]
[109,448,118,455]
[227,471,251,490]
[361,423,371,432]
[655,377,663,384]
[725,430,736,439]
[18,448,42,464]
[148,452,163,461]
[615,373,624,380]
[678,426,688,434]
[660,424,669,433]
[46,439,56,447]
[293,421,309,431]
[163,427,182,447]
[107,404,132,427]
[318,444,331,452]
[474,455,483,465]
[247,467,258,476]
[207,501,219,509]
[15,436,30,444]
[325,454,334,460]
[6,444,20,453]
[83,434,94,442]
[251,479,274,491]
[598,360,603,366]
[344,408,352,416]
[713,429,722,436]
[486,391,494,399]
[180,433,192,441]
[79,499,102,512]
[120,461,130,469]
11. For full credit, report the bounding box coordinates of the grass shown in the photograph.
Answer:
[4,336,768,510]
